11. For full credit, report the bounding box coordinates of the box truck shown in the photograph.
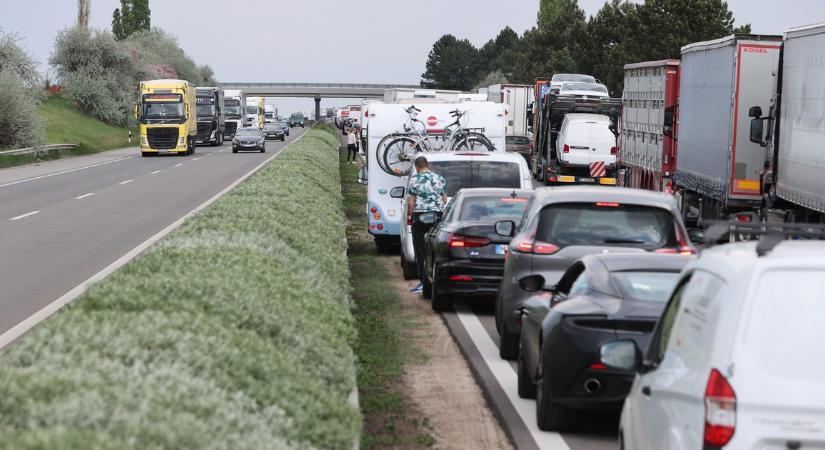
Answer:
[195,87,225,146]
[673,34,782,226]
[618,60,680,193]
[136,79,197,156]
[486,84,533,136]
[749,23,825,223]
[222,89,245,138]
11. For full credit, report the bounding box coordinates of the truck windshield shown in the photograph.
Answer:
[143,102,183,119]
[225,105,243,117]
[246,106,258,115]
[197,104,216,117]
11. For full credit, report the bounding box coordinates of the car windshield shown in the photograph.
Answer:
[562,83,608,93]
[553,74,595,83]
[506,136,531,145]
[536,203,676,248]
[612,271,681,302]
[459,196,529,222]
[428,161,522,197]
[237,128,260,136]
[263,124,278,130]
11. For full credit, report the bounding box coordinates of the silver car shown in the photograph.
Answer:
[493,186,695,360]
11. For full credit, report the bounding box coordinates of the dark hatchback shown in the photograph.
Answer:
[517,253,690,431]
[422,188,533,311]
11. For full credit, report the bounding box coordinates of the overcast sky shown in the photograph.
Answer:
[3,0,823,114]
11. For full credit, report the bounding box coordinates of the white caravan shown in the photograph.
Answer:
[486,84,534,136]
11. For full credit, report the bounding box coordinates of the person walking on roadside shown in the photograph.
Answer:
[406,156,447,294]
[346,128,358,163]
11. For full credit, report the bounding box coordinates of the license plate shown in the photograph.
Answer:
[579,177,595,183]
[158,149,169,154]
[495,244,506,255]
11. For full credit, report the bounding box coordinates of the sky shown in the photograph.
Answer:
[3,0,824,114]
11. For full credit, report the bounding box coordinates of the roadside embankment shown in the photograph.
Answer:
[0,126,361,449]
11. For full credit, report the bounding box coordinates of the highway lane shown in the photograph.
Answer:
[0,128,307,337]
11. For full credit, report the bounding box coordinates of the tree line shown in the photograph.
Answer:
[421,0,751,95]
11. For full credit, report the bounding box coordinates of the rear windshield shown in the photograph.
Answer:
[429,161,521,197]
[562,83,608,93]
[535,203,676,248]
[459,196,529,222]
[506,136,531,144]
[612,271,681,302]
[237,128,260,136]
[553,74,595,83]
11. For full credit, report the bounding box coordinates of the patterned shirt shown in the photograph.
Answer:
[408,170,447,212]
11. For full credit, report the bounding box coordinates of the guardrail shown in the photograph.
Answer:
[0,144,77,156]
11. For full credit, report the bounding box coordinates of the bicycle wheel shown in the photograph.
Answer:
[382,136,418,176]
[375,133,404,174]
[451,132,495,152]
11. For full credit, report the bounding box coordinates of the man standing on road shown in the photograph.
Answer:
[346,128,358,163]
[406,156,447,294]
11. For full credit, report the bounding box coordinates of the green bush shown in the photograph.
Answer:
[0,29,43,148]
[0,128,360,449]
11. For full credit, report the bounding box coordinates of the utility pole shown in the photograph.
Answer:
[77,0,90,30]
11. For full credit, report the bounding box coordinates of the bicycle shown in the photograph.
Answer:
[376,105,495,176]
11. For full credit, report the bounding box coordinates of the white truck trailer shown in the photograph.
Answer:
[486,84,534,136]
[222,89,245,138]
[749,22,825,223]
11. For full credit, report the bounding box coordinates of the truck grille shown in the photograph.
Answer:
[225,121,237,135]
[147,128,179,149]
[196,122,213,140]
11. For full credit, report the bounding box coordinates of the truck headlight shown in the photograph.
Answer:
[140,136,148,146]
[179,137,185,145]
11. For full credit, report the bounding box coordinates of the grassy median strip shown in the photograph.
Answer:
[0,127,360,449]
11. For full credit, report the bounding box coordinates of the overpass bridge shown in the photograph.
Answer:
[217,82,421,118]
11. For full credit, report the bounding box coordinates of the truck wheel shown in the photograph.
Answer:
[141,151,151,157]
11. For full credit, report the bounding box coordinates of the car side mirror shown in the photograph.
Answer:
[389,186,405,199]
[357,166,368,185]
[749,118,765,145]
[687,228,705,246]
[495,220,515,237]
[600,339,641,371]
[418,211,441,225]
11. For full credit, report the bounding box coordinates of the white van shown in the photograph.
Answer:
[398,151,533,279]
[556,113,617,173]
[617,237,825,450]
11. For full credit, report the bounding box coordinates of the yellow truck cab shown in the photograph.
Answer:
[137,79,197,156]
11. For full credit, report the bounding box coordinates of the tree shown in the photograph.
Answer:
[77,0,90,30]
[475,70,510,89]
[581,0,640,95]
[420,34,482,91]
[112,0,151,40]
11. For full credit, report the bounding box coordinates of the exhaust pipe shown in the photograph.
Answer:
[584,378,602,395]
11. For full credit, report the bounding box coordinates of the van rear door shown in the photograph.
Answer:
[587,122,617,166]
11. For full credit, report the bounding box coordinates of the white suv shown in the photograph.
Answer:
[612,238,825,450]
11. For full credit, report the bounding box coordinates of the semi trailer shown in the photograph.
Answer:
[749,23,825,224]
[195,87,225,146]
[136,79,197,156]
[486,84,533,136]
[672,34,782,226]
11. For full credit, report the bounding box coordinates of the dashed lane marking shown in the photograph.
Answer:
[9,210,40,221]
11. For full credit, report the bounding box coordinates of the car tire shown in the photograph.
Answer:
[281,136,285,142]
[232,148,238,154]
[499,328,519,360]
[518,340,537,399]
[430,268,453,312]
[400,250,417,281]
[422,261,433,300]
[536,363,579,432]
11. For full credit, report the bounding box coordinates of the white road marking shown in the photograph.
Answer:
[9,210,40,221]
[174,163,183,167]
[0,131,306,351]
[151,170,162,174]
[454,304,572,450]
[192,157,200,161]
[0,155,136,189]
[75,193,95,200]
[118,179,134,185]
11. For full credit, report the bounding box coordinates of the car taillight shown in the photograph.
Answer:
[610,146,617,155]
[407,215,413,226]
[735,214,752,223]
[654,247,697,256]
[448,234,491,248]
[668,223,697,255]
[704,369,736,448]
[563,144,570,153]
[511,238,559,255]
[370,207,378,214]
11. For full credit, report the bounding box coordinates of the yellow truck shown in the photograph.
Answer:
[136,79,197,156]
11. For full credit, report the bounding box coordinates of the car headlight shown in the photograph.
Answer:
[233,139,239,145]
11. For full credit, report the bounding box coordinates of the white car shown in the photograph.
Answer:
[399,151,533,279]
[615,238,825,450]
[556,113,616,171]
[559,82,609,99]
[550,73,596,94]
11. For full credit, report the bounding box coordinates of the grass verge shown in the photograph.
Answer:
[0,126,360,449]
[341,141,435,448]
[0,95,136,169]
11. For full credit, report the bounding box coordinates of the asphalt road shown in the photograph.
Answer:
[0,128,307,338]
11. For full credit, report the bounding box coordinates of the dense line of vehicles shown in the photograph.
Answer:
[358,22,825,450]
[135,83,306,157]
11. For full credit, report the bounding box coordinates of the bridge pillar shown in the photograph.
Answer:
[314,96,321,121]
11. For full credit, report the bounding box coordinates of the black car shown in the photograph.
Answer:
[494,186,697,360]
[276,121,290,136]
[516,253,690,431]
[422,188,533,311]
[232,127,266,153]
[262,123,285,141]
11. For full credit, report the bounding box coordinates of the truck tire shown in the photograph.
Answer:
[141,151,151,157]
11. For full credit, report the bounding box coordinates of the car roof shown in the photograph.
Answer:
[563,113,611,123]
[690,240,825,281]
[532,186,677,210]
[457,188,533,198]
[586,253,691,273]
